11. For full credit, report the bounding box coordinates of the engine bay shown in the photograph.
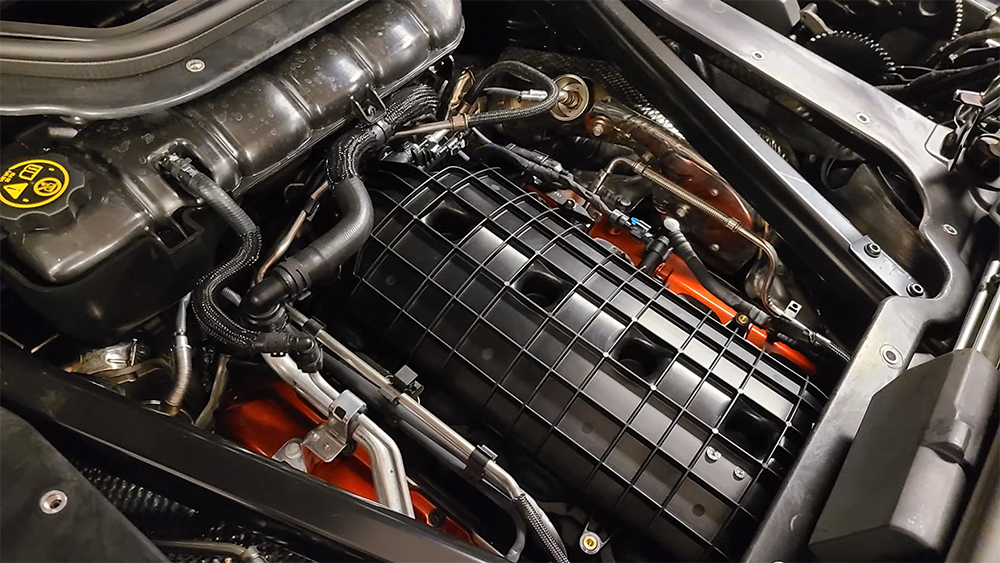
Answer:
[1,1,998,562]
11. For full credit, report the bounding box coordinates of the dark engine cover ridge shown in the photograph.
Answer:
[346,164,827,560]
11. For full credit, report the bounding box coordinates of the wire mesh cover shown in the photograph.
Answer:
[347,164,827,560]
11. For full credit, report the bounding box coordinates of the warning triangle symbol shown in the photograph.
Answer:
[3,183,28,199]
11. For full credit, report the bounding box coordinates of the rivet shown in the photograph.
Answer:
[906,282,925,297]
[751,51,765,61]
[943,224,958,236]
[185,59,206,73]
[856,112,872,125]
[880,345,902,368]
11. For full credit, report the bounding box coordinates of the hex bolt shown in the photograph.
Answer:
[906,282,925,297]
[966,135,1000,178]
[185,59,206,73]
[705,446,721,462]
[733,467,747,480]
[39,490,68,514]
[580,531,602,555]
[856,112,872,125]
[864,242,882,258]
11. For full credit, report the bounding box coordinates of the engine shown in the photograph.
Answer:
[1,1,997,563]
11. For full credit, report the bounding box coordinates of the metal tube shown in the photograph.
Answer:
[257,181,330,283]
[356,418,415,518]
[285,305,568,562]
[595,157,783,317]
[263,353,414,517]
[165,293,194,415]
[955,260,1000,355]
[195,353,230,429]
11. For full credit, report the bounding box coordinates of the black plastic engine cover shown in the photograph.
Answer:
[346,164,827,560]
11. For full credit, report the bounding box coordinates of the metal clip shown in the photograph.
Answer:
[350,85,387,124]
[302,390,367,462]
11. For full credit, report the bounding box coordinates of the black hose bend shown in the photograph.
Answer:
[661,218,769,325]
[462,61,559,127]
[245,85,438,315]
[161,155,311,354]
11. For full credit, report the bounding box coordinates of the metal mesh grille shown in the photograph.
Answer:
[346,165,827,561]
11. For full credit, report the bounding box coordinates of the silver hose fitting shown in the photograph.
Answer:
[165,293,194,416]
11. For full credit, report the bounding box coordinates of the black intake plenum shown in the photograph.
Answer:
[343,164,827,561]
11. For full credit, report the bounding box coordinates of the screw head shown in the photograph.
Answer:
[39,490,68,514]
[185,58,206,73]
[705,446,721,462]
[856,112,872,125]
[864,242,882,258]
[736,313,750,325]
[709,243,721,252]
[943,224,958,236]
[733,467,747,480]
[580,532,602,555]
[906,282,925,297]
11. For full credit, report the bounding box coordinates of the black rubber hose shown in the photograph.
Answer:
[161,155,312,354]
[661,218,769,325]
[461,61,559,127]
[245,85,438,314]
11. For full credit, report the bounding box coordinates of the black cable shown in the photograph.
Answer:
[928,28,1000,68]
[661,218,769,325]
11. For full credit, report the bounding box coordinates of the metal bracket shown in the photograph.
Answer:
[302,390,367,462]
[849,236,923,298]
[350,85,387,124]
[273,438,308,472]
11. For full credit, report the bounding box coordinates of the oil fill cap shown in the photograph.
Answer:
[0,154,90,233]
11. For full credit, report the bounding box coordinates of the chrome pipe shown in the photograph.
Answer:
[955,260,1000,365]
[262,353,414,517]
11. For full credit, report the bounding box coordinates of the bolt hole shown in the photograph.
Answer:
[692,504,705,517]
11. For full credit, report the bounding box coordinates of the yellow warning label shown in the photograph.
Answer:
[0,159,69,209]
